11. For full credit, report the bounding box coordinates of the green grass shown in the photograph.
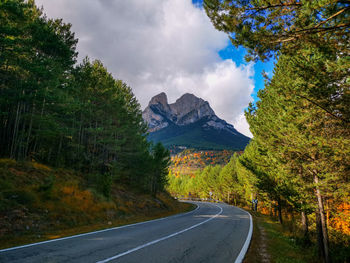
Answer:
[244,212,316,263]
[262,218,315,262]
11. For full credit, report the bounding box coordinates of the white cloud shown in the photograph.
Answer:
[36,0,254,136]
[233,113,253,138]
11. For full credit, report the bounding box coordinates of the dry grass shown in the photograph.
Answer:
[0,159,195,249]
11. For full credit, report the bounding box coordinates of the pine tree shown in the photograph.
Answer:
[204,0,350,61]
[245,46,350,262]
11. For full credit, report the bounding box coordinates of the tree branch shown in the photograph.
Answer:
[315,7,350,28]
[297,94,350,124]
[246,2,302,12]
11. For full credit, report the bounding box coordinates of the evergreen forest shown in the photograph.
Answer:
[0,0,170,196]
[168,1,350,262]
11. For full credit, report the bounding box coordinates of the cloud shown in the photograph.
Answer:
[233,113,253,138]
[36,0,254,137]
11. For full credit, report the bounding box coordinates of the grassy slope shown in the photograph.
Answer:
[243,210,350,262]
[0,159,194,249]
[244,212,317,263]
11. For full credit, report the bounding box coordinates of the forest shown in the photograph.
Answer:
[168,0,350,262]
[1,0,349,262]
[0,0,170,196]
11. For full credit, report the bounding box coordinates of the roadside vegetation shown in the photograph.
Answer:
[0,0,190,248]
[244,212,316,263]
[202,1,349,262]
[0,159,193,249]
[168,0,350,261]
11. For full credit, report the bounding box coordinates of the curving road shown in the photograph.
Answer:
[0,202,252,263]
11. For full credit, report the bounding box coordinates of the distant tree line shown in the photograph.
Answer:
[0,0,170,195]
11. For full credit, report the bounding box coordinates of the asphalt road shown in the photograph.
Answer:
[0,202,252,263]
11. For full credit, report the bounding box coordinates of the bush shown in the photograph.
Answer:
[2,189,36,205]
[0,178,14,191]
[98,173,112,199]
[86,173,112,199]
[37,175,55,199]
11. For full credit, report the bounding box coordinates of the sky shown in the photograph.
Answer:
[35,0,274,138]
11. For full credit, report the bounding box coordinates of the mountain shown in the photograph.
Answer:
[142,93,250,150]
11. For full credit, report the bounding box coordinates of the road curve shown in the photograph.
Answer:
[0,202,252,263]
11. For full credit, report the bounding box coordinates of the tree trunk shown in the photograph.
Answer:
[10,102,21,158]
[277,197,283,224]
[25,104,35,158]
[56,135,63,166]
[270,205,273,217]
[326,199,330,227]
[301,210,309,237]
[314,174,330,263]
[316,211,326,261]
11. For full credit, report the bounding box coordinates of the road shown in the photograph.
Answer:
[0,202,252,263]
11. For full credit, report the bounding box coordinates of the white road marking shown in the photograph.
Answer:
[96,204,223,263]
[0,204,199,253]
[234,207,253,263]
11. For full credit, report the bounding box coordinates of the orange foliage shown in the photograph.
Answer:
[32,162,52,171]
[330,203,350,235]
[61,185,97,212]
[260,206,270,215]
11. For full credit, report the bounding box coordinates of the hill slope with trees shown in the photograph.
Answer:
[0,0,171,195]
[0,0,189,247]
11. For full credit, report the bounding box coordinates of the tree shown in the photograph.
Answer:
[204,0,350,61]
[0,0,77,162]
[245,47,350,262]
[204,0,350,124]
[149,143,171,195]
[218,155,239,203]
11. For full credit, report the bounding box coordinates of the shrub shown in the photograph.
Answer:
[86,173,112,199]
[37,175,55,199]
[2,189,36,205]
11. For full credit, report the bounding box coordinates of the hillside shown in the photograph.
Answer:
[148,117,249,150]
[0,159,193,249]
[170,149,235,176]
[143,93,250,150]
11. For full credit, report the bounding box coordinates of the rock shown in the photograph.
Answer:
[143,92,235,133]
[142,92,251,150]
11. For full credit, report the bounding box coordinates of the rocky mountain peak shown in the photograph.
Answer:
[169,93,211,117]
[149,92,168,107]
[143,92,250,150]
[175,93,203,105]
[143,92,234,133]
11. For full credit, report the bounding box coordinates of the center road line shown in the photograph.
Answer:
[96,204,223,263]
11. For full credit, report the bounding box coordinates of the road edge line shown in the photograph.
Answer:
[0,203,199,253]
[234,207,253,263]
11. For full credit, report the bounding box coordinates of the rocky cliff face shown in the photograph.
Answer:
[143,92,238,135]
